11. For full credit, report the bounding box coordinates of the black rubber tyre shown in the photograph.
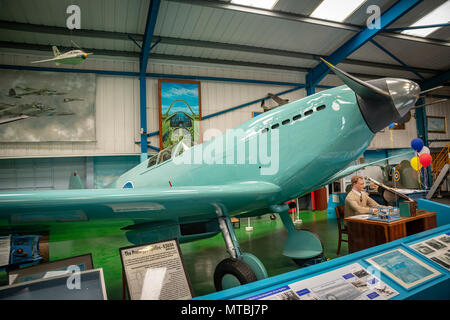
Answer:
[292,252,324,268]
[214,258,257,291]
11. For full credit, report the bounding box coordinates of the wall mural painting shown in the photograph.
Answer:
[158,80,201,150]
[0,70,96,142]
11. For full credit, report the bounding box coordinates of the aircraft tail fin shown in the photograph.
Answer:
[69,171,84,189]
[52,46,60,57]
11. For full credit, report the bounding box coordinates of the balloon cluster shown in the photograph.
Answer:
[410,138,432,171]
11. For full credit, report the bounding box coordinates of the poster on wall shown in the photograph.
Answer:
[158,80,201,150]
[0,69,96,142]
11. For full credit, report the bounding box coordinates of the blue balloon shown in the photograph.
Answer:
[411,138,424,152]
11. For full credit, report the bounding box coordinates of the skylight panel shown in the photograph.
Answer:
[401,1,450,37]
[310,0,367,22]
[231,0,279,10]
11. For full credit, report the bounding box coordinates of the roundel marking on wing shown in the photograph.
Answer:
[123,181,134,188]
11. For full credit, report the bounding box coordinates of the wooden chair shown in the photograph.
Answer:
[230,217,240,229]
[335,205,348,255]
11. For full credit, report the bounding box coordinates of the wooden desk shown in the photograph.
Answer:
[345,211,436,253]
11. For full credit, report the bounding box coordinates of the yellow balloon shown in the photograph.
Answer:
[410,156,422,171]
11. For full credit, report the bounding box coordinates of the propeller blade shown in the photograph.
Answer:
[319,57,390,100]
[420,86,443,95]
[412,98,448,109]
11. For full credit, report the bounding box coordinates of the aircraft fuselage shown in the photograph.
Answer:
[112,85,374,214]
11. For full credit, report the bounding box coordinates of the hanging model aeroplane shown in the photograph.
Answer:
[0,59,422,292]
[31,41,93,65]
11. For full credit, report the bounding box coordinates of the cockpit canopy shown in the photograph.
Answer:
[147,140,191,168]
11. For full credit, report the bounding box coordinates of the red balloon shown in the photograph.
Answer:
[419,153,432,168]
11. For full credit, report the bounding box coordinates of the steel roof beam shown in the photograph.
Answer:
[0,21,441,75]
[140,0,161,74]
[0,20,443,75]
[0,41,429,81]
[139,0,161,161]
[307,0,423,88]
[167,0,449,47]
[0,41,140,57]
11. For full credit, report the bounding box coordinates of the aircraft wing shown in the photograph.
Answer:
[0,181,281,224]
[31,57,59,64]
[322,151,415,186]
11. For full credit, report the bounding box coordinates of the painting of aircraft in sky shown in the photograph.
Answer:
[7,86,66,98]
[31,41,93,65]
[0,59,422,292]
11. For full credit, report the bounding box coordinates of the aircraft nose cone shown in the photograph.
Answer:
[385,79,420,118]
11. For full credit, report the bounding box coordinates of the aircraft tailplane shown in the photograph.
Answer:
[69,171,84,189]
[52,46,60,57]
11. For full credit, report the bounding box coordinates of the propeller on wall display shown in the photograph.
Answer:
[261,93,289,112]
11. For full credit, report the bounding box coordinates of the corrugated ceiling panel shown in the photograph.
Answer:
[372,36,450,71]
[156,1,356,55]
[152,43,317,69]
[273,0,321,16]
[0,0,149,34]
[345,0,398,25]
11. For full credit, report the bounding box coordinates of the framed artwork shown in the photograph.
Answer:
[0,69,96,142]
[393,123,405,130]
[427,116,446,133]
[365,248,441,290]
[158,80,201,150]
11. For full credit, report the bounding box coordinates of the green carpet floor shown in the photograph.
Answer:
[0,210,348,299]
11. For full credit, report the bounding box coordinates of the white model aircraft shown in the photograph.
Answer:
[31,42,93,65]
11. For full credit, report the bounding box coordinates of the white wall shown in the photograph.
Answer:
[0,52,308,159]
[0,51,447,158]
[426,96,450,150]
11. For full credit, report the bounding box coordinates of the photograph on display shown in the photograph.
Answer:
[409,233,450,271]
[412,243,436,255]
[431,253,450,269]
[425,239,447,250]
[158,80,201,149]
[438,235,450,244]
[246,263,398,300]
[0,69,96,142]
[366,248,441,290]
[7,254,93,285]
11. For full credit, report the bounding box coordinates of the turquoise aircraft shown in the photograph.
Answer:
[0,59,421,291]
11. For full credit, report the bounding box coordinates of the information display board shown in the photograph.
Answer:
[0,236,10,267]
[366,248,441,290]
[0,268,107,300]
[8,254,93,285]
[245,263,398,300]
[120,238,193,300]
[409,232,450,270]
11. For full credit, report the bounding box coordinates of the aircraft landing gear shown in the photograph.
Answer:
[214,216,267,291]
[271,204,325,268]
[214,258,256,291]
